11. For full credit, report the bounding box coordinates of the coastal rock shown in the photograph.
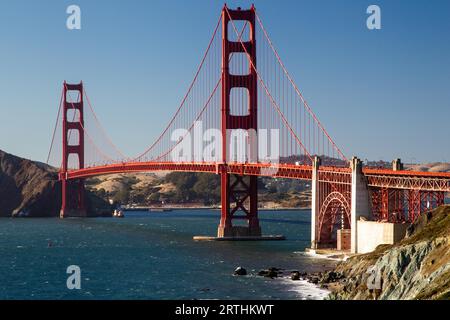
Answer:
[291,271,300,281]
[269,267,281,272]
[258,270,268,276]
[234,267,247,276]
[257,267,282,278]
[321,271,344,284]
[328,206,450,300]
[309,276,320,285]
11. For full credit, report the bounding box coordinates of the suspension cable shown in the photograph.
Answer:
[65,89,117,165]
[131,12,223,162]
[225,7,313,163]
[83,88,127,159]
[153,78,222,162]
[255,10,347,162]
[46,87,64,165]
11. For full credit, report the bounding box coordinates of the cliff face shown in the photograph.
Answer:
[0,150,111,217]
[0,150,61,217]
[328,206,450,300]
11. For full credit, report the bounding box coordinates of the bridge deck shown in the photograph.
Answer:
[64,162,450,192]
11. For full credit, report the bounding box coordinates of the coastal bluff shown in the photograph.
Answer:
[0,150,109,217]
[0,150,61,217]
[325,205,450,300]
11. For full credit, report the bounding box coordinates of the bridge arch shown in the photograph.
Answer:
[317,191,351,247]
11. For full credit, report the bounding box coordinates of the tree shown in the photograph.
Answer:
[193,173,220,205]
[113,187,130,204]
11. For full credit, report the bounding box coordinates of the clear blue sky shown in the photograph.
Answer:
[0,0,449,163]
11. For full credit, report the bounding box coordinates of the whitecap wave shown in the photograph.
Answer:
[280,277,330,300]
[294,251,348,261]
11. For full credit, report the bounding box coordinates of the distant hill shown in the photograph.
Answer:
[87,171,312,209]
[406,163,450,198]
[406,162,450,173]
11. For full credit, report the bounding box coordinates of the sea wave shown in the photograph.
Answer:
[279,277,330,300]
[294,251,349,261]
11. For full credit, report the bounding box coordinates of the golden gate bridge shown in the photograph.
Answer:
[47,5,450,253]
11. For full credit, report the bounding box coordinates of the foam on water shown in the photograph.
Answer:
[295,251,348,261]
[280,277,330,300]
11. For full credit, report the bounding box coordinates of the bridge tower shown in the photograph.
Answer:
[59,81,87,218]
[218,5,261,238]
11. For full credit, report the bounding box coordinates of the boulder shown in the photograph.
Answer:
[257,267,282,278]
[257,270,268,276]
[265,270,278,278]
[291,271,300,281]
[234,267,247,276]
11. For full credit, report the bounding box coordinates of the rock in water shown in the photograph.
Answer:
[291,271,300,281]
[257,267,281,278]
[234,267,247,276]
[266,269,278,278]
[258,270,268,276]
[269,267,280,272]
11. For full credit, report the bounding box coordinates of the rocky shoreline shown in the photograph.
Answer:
[310,206,450,300]
[234,266,336,281]
[232,205,450,300]
[232,266,338,299]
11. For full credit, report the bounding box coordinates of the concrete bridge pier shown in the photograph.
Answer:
[310,156,321,249]
[392,158,404,171]
[350,157,372,253]
[310,156,372,253]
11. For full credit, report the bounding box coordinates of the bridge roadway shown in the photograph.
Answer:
[64,162,450,193]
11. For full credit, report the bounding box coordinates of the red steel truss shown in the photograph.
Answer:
[364,169,450,192]
[370,188,406,222]
[66,162,356,182]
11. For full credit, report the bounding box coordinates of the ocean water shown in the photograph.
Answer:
[0,209,336,300]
